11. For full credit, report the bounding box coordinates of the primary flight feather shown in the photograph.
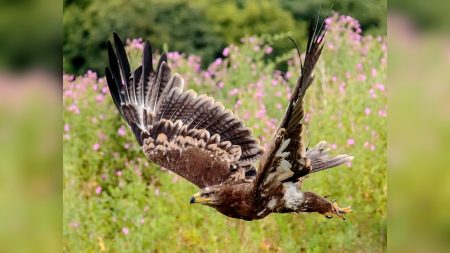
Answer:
[106,17,353,220]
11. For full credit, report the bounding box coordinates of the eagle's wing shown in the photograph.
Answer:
[255,17,330,194]
[105,33,263,188]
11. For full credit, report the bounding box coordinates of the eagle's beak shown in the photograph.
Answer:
[190,192,210,205]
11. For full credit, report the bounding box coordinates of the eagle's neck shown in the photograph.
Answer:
[213,183,255,220]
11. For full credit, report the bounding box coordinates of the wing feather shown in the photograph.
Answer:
[106,34,263,188]
[255,16,327,195]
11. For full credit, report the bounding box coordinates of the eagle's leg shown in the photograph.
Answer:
[295,192,352,219]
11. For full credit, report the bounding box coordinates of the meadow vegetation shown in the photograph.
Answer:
[63,14,387,252]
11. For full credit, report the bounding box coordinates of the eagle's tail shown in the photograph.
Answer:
[306,141,354,173]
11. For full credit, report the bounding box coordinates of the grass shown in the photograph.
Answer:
[63,14,386,252]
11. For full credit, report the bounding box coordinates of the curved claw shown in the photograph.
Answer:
[324,201,352,220]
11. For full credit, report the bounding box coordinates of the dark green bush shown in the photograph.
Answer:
[63,0,386,75]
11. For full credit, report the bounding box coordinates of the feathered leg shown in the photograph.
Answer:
[278,191,352,219]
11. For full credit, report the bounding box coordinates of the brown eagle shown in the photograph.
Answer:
[105,18,353,221]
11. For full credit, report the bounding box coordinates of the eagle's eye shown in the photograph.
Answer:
[202,192,211,197]
[230,164,238,172]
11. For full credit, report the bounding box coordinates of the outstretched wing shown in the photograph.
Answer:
[106,33,263,188]
[255,16,351,195]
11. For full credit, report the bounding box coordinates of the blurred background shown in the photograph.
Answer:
[0,0,61,252]
[1,0,449,252]
[389,0,450,252]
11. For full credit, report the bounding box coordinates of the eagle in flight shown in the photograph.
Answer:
[105,17,353,221]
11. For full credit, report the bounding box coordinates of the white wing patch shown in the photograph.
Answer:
[264,139,294,184]
[267,198,278,210]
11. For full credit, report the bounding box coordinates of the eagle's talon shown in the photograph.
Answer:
[324,201,352,219]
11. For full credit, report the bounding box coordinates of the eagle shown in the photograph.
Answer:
[105,17,353,221]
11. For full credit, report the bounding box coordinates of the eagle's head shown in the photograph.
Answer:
[189,186,223,207]
[190,183,258,220]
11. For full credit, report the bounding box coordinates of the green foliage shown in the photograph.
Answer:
[0,0,60,72]
[279,0,387,34]
[63,14,387,252]
[63,0,386,75]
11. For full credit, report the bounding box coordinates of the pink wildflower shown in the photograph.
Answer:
[64,124,70,132]
[369,89,377,99]
[229,88,239,96]
[256,108,266,118]
[264,46,273,54]
[222,47,230,57]
[371,68,378,77]
[95,94,104,103]
[235,100,242,108]
[118,126,126,136]
[375,83,385,92]
[255,90,264,99]
[214,58,223,65]
[378,109,387,117]
[92,143,100,151]
[339,82,346,93]
[364,141,370,148]
[69,222,79,228]
[347,139,355,146]
[95,186,102,195]
[356,63,363,70]
[122,227,129,235]
[68,104,80,114]
[365,107,371,115]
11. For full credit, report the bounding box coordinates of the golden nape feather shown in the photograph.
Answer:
[106,16,353,221]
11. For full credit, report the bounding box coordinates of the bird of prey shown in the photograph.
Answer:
[105,17,353,221]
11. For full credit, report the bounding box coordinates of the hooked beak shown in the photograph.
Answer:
[189,192,211,205]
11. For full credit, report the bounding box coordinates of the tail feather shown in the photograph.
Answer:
[306,141,353,173]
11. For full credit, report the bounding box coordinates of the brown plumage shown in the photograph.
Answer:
[106,17,353,221]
